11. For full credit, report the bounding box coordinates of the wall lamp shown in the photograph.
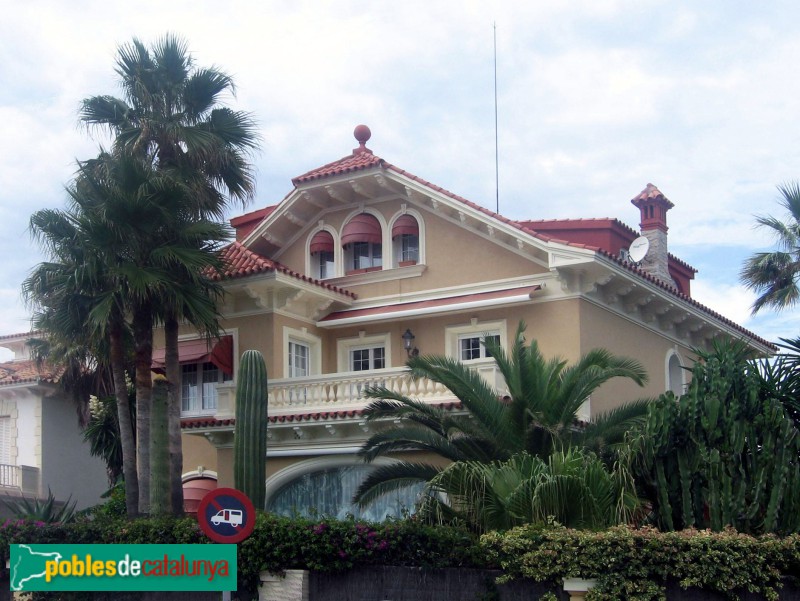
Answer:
[402,328,419,358]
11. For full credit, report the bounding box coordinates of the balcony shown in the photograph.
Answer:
[0,464,41,496]
[214,359,506,419]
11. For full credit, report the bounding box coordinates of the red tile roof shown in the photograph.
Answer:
[211,242,356,299]
[235,132,773,351]
[292,148,384,185]
[0,359,60,386]
[230,205,278,241]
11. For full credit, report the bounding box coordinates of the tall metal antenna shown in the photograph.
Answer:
[493,22,500,214]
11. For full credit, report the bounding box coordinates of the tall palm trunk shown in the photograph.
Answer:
[133,301,153,514]
[164,314,185,515]
[109,320,138,516]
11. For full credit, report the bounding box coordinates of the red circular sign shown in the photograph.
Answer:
[197,487,256,544]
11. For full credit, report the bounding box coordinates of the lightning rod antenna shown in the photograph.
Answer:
[493,22,500,214]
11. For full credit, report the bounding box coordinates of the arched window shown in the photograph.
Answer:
[667,351,685,395]
[392,214,419,266]
[309,230,335,279]
[342,214,382,273]
[267,463,422,521]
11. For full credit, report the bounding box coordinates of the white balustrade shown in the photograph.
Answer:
[267,360,506,412]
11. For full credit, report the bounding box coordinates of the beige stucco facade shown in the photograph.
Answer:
[175,131,772,515]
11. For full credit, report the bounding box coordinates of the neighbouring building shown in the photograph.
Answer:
[170,125,773,518]
[0,334,107,512]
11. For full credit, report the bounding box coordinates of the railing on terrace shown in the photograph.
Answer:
[0,464,18,489]
[214,360,507,418]
[0,464,40,495]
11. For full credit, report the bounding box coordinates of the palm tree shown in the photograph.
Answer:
[354,321,649,506]
[24,176,140,515]
[81,35,259,513]
[740,182,800,314]
[77,151,229,514]
[405,449,640,533]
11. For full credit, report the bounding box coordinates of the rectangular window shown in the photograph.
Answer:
[202,363,219,411]
[317,251,335,279]
[351,242,382,270]
[350,346,385,371]
[181,364,199,413]
[182,362,229,415]
[400,234,419,262]
[458,333,500,361]
[289,341,310,377]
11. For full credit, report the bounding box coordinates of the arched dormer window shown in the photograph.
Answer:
[309,230,335,279]
[392,214,419,266]
[342,213,382,274]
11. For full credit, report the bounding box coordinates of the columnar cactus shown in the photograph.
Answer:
[234,350,269,510]
[149,376,170,515]
[636,340,800,535]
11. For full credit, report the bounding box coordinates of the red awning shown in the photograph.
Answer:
[152,335,233,376]
[309,230,334,254]
[341,214,381,246]
[392,214,419,238]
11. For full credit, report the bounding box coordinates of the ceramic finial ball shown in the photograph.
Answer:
[354,124,371,145]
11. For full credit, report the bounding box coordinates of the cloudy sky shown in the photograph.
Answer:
[1,0,799,359]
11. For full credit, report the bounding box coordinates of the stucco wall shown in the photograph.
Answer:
[276,202,547,299]
[40,393,107,509]
[578,299,695,415]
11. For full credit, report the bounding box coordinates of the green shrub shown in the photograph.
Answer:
[0,513,482,593]
[482,524,800,600]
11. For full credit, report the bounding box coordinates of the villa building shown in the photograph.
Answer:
[0,334,107,512]
[172,125,772,518]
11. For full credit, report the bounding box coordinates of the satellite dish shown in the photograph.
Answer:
[628,236,650,263]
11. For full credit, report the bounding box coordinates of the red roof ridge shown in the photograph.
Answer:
[292,151,384,185]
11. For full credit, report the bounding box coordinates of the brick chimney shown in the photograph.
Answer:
[631,184,677,288]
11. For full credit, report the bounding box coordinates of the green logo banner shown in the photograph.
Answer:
[9,544,236,591]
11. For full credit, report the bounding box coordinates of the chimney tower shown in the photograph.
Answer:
[631,183,677,288]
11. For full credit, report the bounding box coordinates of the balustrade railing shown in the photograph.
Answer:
[211,360,506,419]
[267,360,506,412]
[0,464,18,488]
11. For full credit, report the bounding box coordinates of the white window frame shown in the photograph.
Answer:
[349,344,386,372]
[665,349,686,395]
[288,341,310,378]
[306,226,340,279]
[283,327,322,379]
[389,208,426,268]
[337,332,392,373]
[181,362,231,416]
[445,319,507,362]
[345,241,383,271]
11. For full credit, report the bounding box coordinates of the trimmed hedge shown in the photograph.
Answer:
[0,514,485,593]
[3,515,800,599]
[481,524,800,600]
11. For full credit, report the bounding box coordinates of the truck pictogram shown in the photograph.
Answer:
[210,509,243,527]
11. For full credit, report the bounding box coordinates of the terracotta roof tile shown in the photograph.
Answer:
[240,132,771,351]
[292,149,383,185]
[210,242,356,299]
[0,359,60,387]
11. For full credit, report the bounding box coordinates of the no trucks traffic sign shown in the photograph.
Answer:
[197,488,256,544]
